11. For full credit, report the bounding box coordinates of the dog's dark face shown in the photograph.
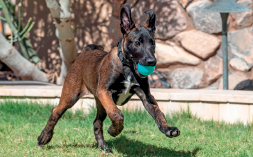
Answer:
[120,3,156,77]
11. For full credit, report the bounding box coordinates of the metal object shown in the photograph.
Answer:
[202,0,250,13]
[0,81,58,86]
[201,0,250,90]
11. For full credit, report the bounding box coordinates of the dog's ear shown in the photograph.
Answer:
[120,3,135,34]
[144,10,156,33]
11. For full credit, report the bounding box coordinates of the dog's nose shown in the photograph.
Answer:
[146,58,156,66]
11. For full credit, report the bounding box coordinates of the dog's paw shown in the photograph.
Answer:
[98,142,113,153]
[103,146,113,154]
[107,125,123,137]
[165,127,180,138]
[37,130,53,147]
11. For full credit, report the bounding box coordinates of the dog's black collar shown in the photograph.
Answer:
[117,37,133,67]
[117,37,125,63]
[117,37,140,83]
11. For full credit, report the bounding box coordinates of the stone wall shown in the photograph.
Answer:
[12,0,253,89]
[109,0,253,90]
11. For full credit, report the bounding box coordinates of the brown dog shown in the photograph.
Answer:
[37,3,180,153]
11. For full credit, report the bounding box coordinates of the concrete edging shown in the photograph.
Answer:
[0,86,253,125]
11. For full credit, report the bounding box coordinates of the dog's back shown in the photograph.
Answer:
[64,44,109,96]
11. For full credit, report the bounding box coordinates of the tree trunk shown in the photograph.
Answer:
[45,0,76,85]
[0,33,49,81]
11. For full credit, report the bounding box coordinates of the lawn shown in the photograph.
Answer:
[0,100,253,157]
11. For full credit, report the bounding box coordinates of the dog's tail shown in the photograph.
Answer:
[77,44,104,57]
[84,44,104,51]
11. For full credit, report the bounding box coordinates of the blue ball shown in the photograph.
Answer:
[137,63,155,76]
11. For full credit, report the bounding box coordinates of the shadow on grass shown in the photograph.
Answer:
[107,136,200,156]
[44,136,199,156]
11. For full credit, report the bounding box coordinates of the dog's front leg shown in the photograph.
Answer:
[97,90,124,137]
[134,87,180,138]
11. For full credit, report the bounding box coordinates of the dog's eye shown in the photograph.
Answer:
[135,41,140,46]
[139,38,143,43]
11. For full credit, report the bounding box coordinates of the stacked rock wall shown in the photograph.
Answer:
[109,0,253,90]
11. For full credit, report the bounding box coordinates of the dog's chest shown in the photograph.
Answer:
[112,75,139,106]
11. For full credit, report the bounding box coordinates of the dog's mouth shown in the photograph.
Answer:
[133,62,147,78]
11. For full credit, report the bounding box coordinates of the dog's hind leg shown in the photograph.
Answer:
[93,97,113,153]
[37,75,86,146]
[37,91,82,147]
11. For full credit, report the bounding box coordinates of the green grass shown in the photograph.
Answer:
[0,100,253,157]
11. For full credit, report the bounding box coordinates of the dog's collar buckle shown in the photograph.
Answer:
[117,37,133,68]
[117,37,126,63]
[117,37,140,83]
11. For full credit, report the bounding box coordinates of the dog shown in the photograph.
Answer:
[37,3,180,153]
